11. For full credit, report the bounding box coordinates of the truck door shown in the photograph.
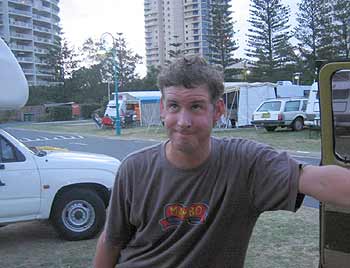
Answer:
[319,62,350,267]
[0,133,41,221]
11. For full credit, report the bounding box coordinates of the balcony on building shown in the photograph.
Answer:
[34,48,49,55]
[8,0,32,7]
[22,67,35,75]
[10,31,33,41]
[17,55,34,63]
[9,19,33,29]
[50,0,59,5]
[32,13,51,24]
[33,24,51,33]
[10,43,33,51]
[33,35,52,45]
[8,7,32,18]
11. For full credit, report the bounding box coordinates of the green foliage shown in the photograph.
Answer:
[207,0,238,80]
[333,0,350,59]
[0,110,17,123]
[81,33,142,91]
[294,0,321,83]
[46,106,72,121]
[27,86,66,105]
[246,0,295,82]
[80,103,102,119]
[124,65,160,90]
[295,0,350,83]
[46,36,79,82]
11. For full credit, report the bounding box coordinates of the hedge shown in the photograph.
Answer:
[47,106,72,121]
[80,103,102,119]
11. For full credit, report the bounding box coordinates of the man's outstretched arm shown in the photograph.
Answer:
[299,165,350,207]
[94,230,121,268]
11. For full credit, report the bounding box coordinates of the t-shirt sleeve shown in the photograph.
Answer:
[243,140,304,213]
[104,161,135,248]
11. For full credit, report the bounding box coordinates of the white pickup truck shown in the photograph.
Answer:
[0,129,120,240]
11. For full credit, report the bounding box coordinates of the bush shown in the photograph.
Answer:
[47,106,72,121]
[80,103,102,119]
[0,110,17,123]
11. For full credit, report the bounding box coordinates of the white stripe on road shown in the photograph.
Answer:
[19,135,85,143]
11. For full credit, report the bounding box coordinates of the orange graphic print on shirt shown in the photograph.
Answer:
[159,203,209,230]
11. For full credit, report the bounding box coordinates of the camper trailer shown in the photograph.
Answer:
[104,91,161,127]
[305,82,320,127]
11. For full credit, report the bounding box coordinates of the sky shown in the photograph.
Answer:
[59,0,299,76]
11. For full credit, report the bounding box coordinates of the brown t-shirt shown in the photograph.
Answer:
[105,137,304,268]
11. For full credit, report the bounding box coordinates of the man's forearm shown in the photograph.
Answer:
[94,230,121,268]
[300,165,350,207]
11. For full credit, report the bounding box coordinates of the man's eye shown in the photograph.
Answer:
[168,103,178,111]
[192,104,202,111]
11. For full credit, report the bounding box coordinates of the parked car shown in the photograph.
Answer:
[0,129,120,241]
[251,97,308,131]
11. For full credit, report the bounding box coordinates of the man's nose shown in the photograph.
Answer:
[177,109,192,128]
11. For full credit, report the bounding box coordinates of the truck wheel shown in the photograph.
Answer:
[292,118,304,131]
[51,189,106,241]
[265,126,277,132]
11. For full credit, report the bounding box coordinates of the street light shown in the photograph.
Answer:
[293,72,302,85]
[101,32,121,136]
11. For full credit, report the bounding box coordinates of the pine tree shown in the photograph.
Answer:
[46,37,79,82]
[246,0,294,82]
[333,0,350,59]
[207,0,238,80]
[295,0,322,82]
[316,1,335,60]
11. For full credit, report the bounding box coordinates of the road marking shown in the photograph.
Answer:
[69,142,88,146]
[18,135,85,143]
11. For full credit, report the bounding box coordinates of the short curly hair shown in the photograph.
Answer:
[157,55,224,102]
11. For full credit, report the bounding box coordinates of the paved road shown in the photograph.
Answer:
[4,127,320,208]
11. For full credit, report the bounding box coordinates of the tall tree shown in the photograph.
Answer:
[82,33,142,91]
[124,66,160,90]
[207,0,238,80]
[315,1,335,60]
[246,0,294,82]
[333,0,350,59]
[46,36,79,82]
[295,0,322,82]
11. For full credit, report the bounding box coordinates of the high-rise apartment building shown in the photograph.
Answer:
[0,0,60,86]
[144,0,211,68]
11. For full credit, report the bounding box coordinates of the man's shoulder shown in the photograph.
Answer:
[122,142,163,166]
[213,136,267,149]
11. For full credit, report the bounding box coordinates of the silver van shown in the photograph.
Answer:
[251,97,308,131]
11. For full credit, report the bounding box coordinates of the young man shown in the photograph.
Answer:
[94,56,350,268]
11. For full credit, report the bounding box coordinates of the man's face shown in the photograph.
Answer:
[160,85,224,154]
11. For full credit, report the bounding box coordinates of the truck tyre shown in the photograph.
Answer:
[265,126,277,132]
[51,189,106,241]
[292,117,304,131]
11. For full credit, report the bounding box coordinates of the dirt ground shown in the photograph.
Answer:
[0,207,319,268]
[0,221,97,268]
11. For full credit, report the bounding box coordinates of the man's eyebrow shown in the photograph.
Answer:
[189,100,207,104]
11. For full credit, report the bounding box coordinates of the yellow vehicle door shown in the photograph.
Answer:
[319,62,350,268]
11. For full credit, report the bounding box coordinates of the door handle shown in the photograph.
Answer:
[0,180,5,186]
[0,164,4,170]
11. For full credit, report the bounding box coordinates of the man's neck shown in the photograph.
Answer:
[165,140,211,170]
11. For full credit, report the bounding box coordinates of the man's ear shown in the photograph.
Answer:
[160,98,165,119]
[213,98,225,123]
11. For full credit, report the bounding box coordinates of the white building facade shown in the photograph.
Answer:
[144,0,211,68]
[0,0,60,86]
